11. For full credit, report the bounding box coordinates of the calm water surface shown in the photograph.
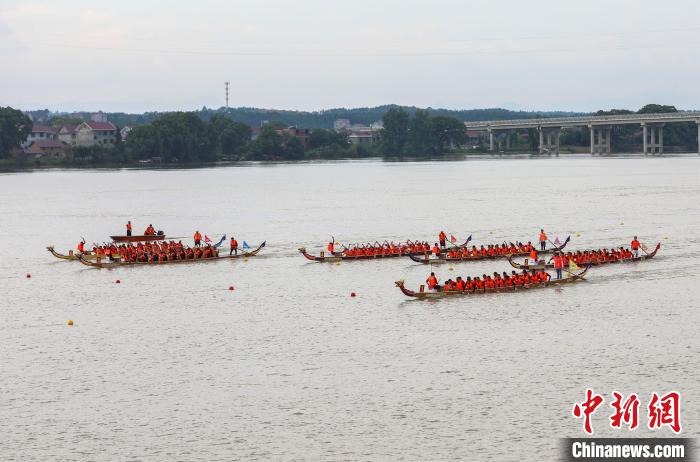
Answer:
[1,157,699,461]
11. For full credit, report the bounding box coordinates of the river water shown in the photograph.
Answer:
[1,156,699,461]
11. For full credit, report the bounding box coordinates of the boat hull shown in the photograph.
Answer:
[300,236,472,262]
[508,243,661,270]
[408,236,571,264]
[395,264,590,299]
[77,241,265,268]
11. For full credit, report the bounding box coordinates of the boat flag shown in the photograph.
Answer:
[554,236,561,245]
[450,235,457,243]
[204,235,212,244]
[242,241,251,249]
[569,260,580,271]
[214,235,226,248]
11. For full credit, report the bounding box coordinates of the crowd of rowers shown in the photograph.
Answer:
[530,246,640,265]
[426,269,554,292]
[327,240,536,258]
[78,240,220,262]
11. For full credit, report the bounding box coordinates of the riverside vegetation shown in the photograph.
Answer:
[1,103,696,168]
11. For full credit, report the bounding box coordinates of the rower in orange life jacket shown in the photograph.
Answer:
[529,248,538,263]
[194,230,202,247]
[432,243,441,256]
[438,231,447,249]
[126,220,133,237]
[327,241,335,254]
[77,241,85,253]
[539,229,547,251]
[229,237,238,256]
[551,252,564,279]
[630,236,641,257]
[426,272,439,291]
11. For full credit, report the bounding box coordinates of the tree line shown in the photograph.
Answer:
[379,108,467,156]
[23,105,582,131]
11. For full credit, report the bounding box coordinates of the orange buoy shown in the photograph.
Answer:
[351,292,356,297]
[67,320,74,326]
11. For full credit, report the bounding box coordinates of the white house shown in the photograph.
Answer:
[75,121,118,147]
[22,125,57,148]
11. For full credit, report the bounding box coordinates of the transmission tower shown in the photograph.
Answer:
[224,81,230,109]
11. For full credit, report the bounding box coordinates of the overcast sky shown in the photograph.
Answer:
[2,0,700,113]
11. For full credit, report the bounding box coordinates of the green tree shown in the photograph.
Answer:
[0,107,32,158]
[282,135,305,160]
[429,116,466,154]
[125,112,213,162]
[638,104,677,114]
[380,107,410,155]
[308,129,348,149]
[207,115,251,158]
[408,109,432,155]
[245,125,284,160]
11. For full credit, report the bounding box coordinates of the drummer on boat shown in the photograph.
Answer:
[144,224,156,235]
[230,237,238,256]
[631,236,641,257]
[539,229,548,251]
[550,252,564,279]
[438,231,447,249]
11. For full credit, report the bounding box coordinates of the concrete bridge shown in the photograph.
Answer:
[464,111,700,155]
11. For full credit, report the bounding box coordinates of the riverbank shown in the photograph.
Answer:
[2,151,698,173]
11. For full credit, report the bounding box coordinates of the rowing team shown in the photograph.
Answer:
[80,241,220,262]
[426,269,556,292]
[444,242,534,258]
[329,241,433,257]
[542,247,638,265]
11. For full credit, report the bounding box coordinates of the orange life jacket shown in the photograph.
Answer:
[539,232,547,242]
[427,275,438,288]
[194,232,202,241]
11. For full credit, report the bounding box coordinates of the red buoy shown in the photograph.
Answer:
[26,274,31,279]
[351,292,356,297]
[228,286,235,291]
[115,279,121,284]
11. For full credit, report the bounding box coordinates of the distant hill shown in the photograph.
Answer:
[23,105,587,129]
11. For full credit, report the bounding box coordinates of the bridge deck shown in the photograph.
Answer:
[464,111,700,130]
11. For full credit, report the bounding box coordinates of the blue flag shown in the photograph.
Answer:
[242,241,251,249]
[214,234,226,248]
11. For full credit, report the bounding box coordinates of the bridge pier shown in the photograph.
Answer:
[697,120,700,154]
[642,123,664,155]
[489,129,494,152]
[589,125,611,155]
[538,127,560,154]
